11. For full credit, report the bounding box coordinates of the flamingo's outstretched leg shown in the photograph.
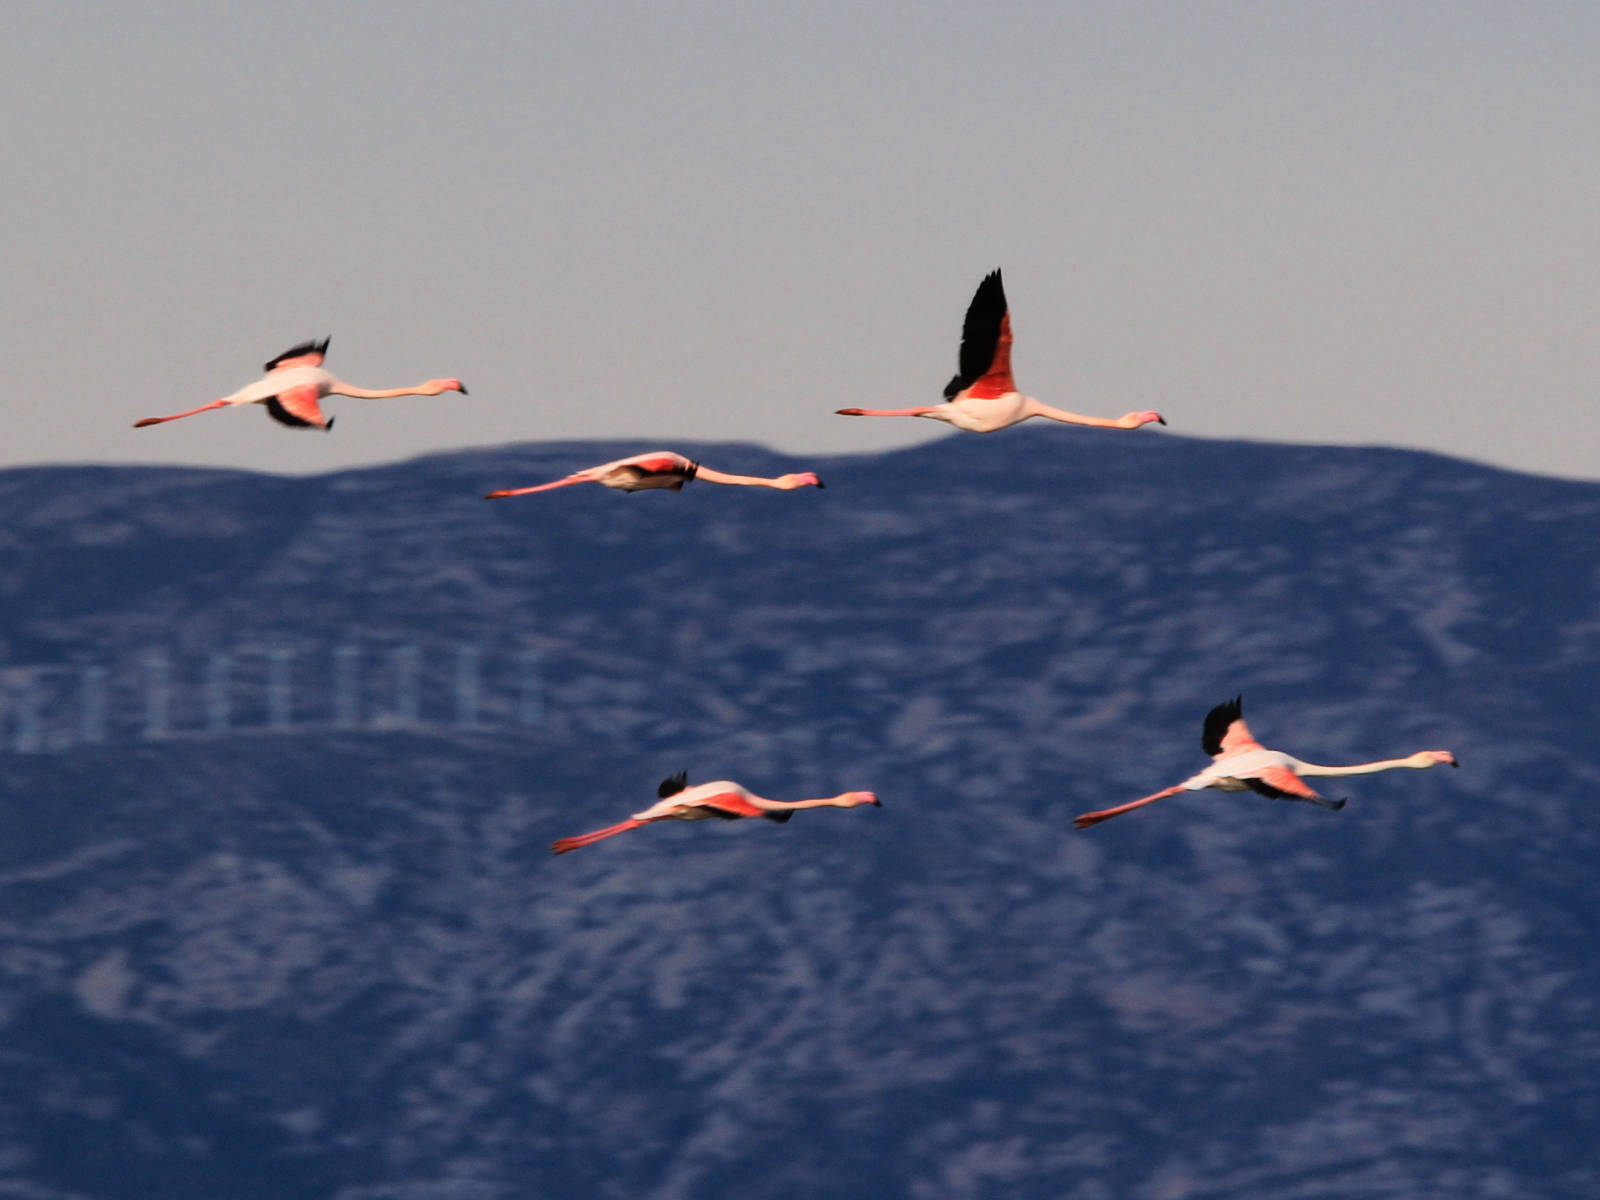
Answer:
[551,818,646,854]
[835,407,938,418]
[134,400,229,428]
[486,476,592,499]
[1074,786,1184,830]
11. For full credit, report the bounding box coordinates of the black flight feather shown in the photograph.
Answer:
[943,269,1006,400]
[1244,777,1347,811]
[1242,777,1294,800]
[763,810,794,824]
[1201,696,1245,757]
[264,337,330,372]
[263,396,313,428]
[657,771,689,799]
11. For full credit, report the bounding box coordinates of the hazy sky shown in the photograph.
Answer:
[4,2,1596,479]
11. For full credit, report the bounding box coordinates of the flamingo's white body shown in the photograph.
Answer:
[134,338,466,431]
[898,392,1077,434]
[837,269,1165,433]
[1074,697,1459,829]
[486,451,822,499]
[552,773,880,854]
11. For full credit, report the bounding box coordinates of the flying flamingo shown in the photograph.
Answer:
[836,269,1165,433]
[133,338,466,431]
[485,451,822,498]
[1073,696,1459,830]
[551,772,880,854]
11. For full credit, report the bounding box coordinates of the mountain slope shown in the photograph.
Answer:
[1,433,1596,1198]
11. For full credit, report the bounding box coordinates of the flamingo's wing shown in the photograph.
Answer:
[629,453,690,475]
[616,454,694,490]
[264,337,330,373]
[1242,765,1324,801]
[943,269,1014,400]
[691,790,765,819]
[1201,696,1263,758]
[264,384,328,428]
[658,771,689,798]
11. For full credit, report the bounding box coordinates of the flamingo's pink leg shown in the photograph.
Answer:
[485,476,592,499]
[835,407,938,418]
[1074,786,1184,830]
[551,818,647,854]
[133,399,229,428]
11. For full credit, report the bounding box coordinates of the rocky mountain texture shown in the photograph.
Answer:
[1,433,1596,1198]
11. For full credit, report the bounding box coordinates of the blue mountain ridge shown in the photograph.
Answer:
[0,432,1596,1199]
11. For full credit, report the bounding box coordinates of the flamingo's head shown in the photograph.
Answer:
[1121,410,1166,429]
[1422,750,1459,768]
[426,378,469,396]
[778,472,825,490]
[840,791,881,808]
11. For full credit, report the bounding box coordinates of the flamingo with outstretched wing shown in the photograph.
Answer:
[837,269,1164,433]
[552,772,880,854]
[1074,697,1458,829]
[134,338,465,431]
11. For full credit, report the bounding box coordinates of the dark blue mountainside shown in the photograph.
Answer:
[1,433,1597,1199]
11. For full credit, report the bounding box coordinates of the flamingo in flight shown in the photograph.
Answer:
[551,772,880,854]
[836,269,1165,433]
[1073,696,1458,830]
[485,451,823,498]
[133,338,466,431]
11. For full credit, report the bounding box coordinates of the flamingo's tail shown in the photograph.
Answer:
[551,818,646,854]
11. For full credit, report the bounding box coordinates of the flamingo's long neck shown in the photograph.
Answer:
[327,382,434,399]
[693,466,780,489]
[1292,757,1427,778]
[1022,398,1124,429]
[750,794,854,812]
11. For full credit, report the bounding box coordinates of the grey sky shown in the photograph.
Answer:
[4,2,1596,479]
